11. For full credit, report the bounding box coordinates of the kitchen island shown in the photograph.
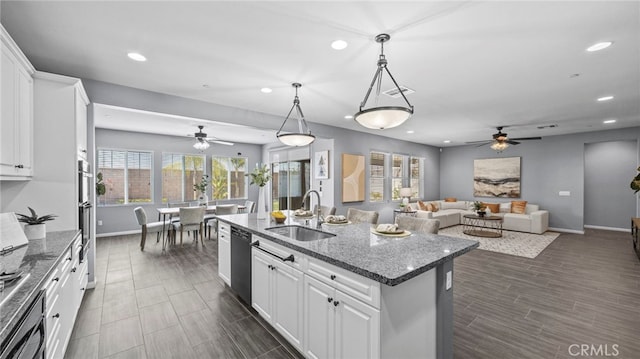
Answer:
[217,213,478,359]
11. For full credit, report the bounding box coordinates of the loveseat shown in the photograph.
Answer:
[407,200,549,234]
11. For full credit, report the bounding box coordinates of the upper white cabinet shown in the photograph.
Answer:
[1,25,35,179]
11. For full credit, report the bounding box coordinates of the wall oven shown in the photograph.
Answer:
[0,290,46,359]
[78,160,92,263]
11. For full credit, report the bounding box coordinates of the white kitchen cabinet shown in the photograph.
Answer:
[251,242,304,351]
[303,274,380,359]
[218,222,231,285]
[1,25,35,179]
[42,233,87,359]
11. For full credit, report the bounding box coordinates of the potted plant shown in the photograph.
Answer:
[630,166,640,193]
[247,164,271,219]
[194,174,209,205]
[472,201,486,217]
[16,207,57,239]
[96,172,106,204]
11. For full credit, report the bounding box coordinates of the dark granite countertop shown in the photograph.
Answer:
[0,230,80,345]
[217,213,478,286]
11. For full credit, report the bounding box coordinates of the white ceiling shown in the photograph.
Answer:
[2,1,639,147]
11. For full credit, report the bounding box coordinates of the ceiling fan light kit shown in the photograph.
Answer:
[193,138,210,150]
[354,33,414,130]
[191,125,233,150]
[276,83,316,147]
[466,126,542,153]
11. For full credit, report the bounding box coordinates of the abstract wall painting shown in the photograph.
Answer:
[315,150,329,179]
[473,157,521,198]
[342,153,365,202]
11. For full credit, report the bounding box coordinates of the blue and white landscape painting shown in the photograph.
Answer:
[474,157,521,197]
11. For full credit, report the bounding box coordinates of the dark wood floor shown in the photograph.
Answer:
[454,228,640,359]
[66,228,640,358]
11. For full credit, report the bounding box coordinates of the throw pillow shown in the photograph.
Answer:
[511,200,528,214]
[483,202,500,214]
[418,200,429,211]
[430,202,439,212]
[444,197,457,202]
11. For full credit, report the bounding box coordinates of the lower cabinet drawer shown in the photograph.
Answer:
[306,257,380,309]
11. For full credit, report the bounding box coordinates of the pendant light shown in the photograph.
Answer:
[354,34,413,130]
[276,83,315,146]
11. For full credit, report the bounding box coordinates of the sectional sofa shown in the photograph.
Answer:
[407,200,549,234]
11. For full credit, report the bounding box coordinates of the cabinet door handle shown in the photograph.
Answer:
[52,277,59,282]
[71,267,77,273]
[333,301,340,307]
[81,287,85,291]
[52,313,60,319]
[14,164,23,169]
[330,275,336,280]
[267,265,272,270]
[327,297,333,303]
[67,257,72,261]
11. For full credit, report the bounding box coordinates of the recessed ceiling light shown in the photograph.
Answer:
[406,130,415,134]
[603,119,617,124]
[586,41,613,52]
[443,140,451,143]
[260,87,272,93]
[597,95,614,102]
[344,115,353,119]
[331,40,348,50]
[202,84,210,88]
[127,52,147,62]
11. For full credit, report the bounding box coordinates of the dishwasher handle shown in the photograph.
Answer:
[251,241,294,263]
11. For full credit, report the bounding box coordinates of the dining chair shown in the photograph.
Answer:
[207,204,238,239]
[244,200,256,213]
[172,207,205,247]
[314,205,336,217]
[346,208,379,225]
[133,207,165,251]
[167,201,189,223]
[396,216,440,234]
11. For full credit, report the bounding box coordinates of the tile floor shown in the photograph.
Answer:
[64,233,304,359]
[66,228,640,359]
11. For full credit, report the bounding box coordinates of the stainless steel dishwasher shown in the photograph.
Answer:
[230,226,252,305]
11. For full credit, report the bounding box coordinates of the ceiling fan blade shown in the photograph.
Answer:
[510,136,542,141]
[210,140,234,146]
[465,140,492,145]
[506,140,520,145]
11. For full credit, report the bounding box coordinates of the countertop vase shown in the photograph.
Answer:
[24,223,46,240]
[257,186,267,219]
[199,193,209,206]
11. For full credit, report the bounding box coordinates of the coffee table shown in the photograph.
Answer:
[462,214,503,238]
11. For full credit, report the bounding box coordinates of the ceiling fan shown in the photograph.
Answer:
[466,126,541,152]
[188,125,234,150]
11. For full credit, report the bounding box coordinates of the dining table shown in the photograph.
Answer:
[156,204,246,250]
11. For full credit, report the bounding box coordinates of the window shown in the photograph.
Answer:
[211,156,248,200]
[98,149,153,205]
[161,153,205,203]
[391,154,405,201]
[410,157,424,199]
[271,160,310,210]
[369,152,386,202]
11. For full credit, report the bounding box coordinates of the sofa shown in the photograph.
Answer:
[407,200,549,234]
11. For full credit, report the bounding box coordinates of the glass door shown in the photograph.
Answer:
[271,159,310,211]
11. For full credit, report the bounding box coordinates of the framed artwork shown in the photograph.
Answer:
[473,157,521,198]
[314,150,329,179]
[342,153,365,202]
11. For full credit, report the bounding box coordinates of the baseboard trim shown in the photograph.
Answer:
[583,225,629,233]
[548,227,585,234]
[96,229,140,238]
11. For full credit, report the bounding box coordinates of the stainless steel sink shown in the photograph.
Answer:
[265,225,336,242]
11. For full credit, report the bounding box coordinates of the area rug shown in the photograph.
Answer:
[439,225,560,258]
